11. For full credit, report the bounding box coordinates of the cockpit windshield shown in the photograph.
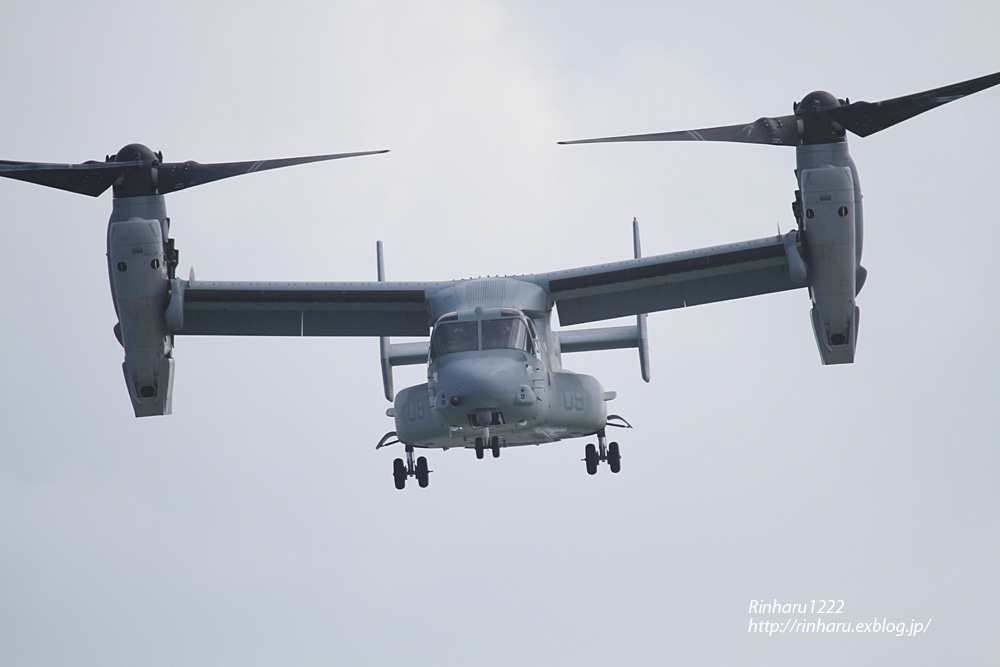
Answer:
[430,321,479,359]
[483,318,534,355]
[429,311,537,361]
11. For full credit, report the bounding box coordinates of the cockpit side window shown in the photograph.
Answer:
[430,321,479,360]
[482,318,533,355]
[524,318,538,353]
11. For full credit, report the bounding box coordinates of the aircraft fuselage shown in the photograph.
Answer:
[391,291,610,452]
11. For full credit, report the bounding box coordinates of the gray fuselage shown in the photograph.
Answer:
[392,281,609,450]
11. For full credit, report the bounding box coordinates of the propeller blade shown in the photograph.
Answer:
[831,70,1000,137]
[560,114,800,147]
[156,149,389,194]
[0,160,146,197]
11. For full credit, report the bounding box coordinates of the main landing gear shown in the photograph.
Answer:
[584,429,621,475]
[392,444,430,490]
[377,432,430,490]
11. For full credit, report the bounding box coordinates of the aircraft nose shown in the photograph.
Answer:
[432,357,528,424]
[438,370,507,410]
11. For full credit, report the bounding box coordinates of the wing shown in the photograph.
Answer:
[173,280,441,336]
[528,233,805,326]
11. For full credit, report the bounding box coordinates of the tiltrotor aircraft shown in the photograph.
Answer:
[2,71,997,489]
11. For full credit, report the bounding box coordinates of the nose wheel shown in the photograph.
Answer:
[392,445,430,490]
[584,429,621,475]
[474,435,502,460]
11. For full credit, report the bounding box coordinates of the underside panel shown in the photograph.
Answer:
[182,309,302,336]
[303,309,428,336]
[176,281,432,337]
[546,237,800,326]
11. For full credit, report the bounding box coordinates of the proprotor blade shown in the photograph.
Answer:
[559,114,799,147]
[0,159,146,197]
[156,149,390,194]
[831,70,1000,137]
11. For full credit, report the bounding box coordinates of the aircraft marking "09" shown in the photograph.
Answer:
[562,391,585,411]
[406,400,428,422]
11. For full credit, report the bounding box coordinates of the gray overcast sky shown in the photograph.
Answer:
[1,1,998,665]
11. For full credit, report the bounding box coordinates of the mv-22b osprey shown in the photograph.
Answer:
[1,71,997,489]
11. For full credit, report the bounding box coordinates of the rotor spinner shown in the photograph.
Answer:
[794,91,848,145]
[109,143,163,198]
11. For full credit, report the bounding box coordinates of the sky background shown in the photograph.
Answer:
[1,1,998,665]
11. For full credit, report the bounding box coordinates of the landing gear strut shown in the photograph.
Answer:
[584,429,621,475]
[393,445,430,490]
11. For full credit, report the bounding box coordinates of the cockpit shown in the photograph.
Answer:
[430,308,537,361]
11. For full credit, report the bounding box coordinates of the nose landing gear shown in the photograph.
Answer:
[584,429,621,475]
[474,435,502,460]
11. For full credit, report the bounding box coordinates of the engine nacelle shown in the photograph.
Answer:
[800,166,859,364]
[108,211,173,416]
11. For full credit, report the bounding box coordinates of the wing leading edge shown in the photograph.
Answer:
[174,281,438,337]
[529,233,805,326]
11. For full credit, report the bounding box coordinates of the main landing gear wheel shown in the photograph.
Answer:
[583,429,622,475]
[608,441,621,473]
[584,443,599,475]
[393,458,406,490]
[475,437,485,460]
[491,435,501,458]
[416,456,429,488]
[391,445,431,490]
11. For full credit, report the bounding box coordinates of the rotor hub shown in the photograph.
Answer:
[794,91,846,145]
[112,143,161,198]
